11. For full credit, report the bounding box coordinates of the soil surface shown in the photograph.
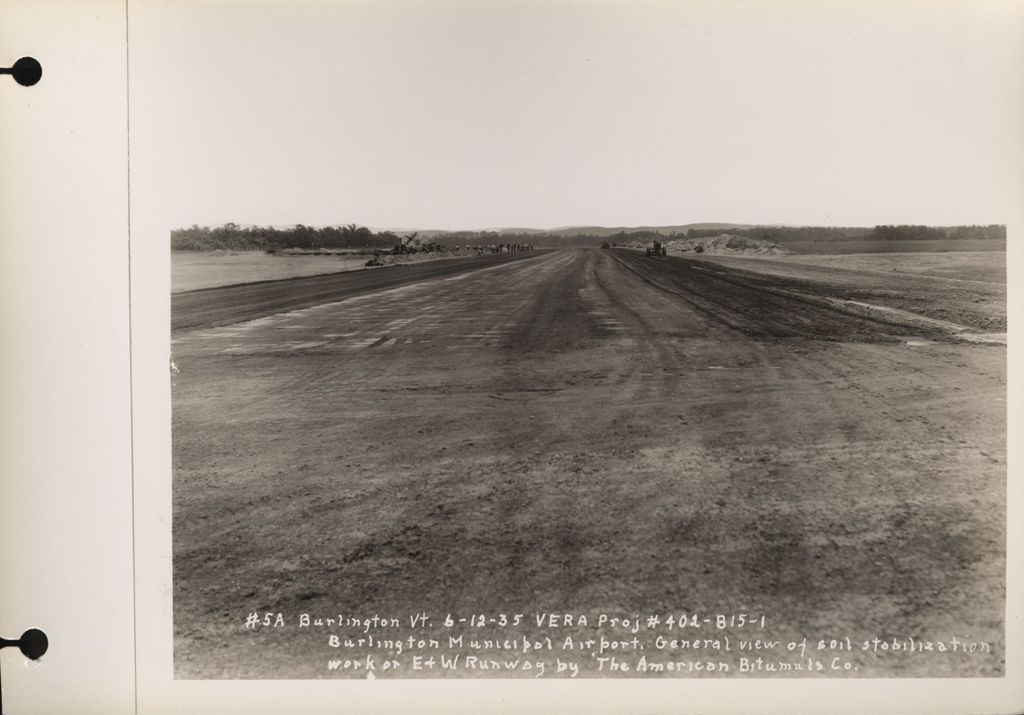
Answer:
[172,248,1005,678]
[172,250,543,331]
[665,234,791,256]
[688,252,1006,333]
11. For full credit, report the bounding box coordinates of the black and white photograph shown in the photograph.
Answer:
[157,0,1016,682]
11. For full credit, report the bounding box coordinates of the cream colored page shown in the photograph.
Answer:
[0,1,134,714]
[1,0,1023,714]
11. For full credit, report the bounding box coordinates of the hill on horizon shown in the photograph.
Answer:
[379,223,758,237]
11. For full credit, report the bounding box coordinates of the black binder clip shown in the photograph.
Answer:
[0,629,48,715]
[0,57,42,86]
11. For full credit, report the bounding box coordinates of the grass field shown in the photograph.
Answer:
[691,251,1006,332]
[768,252,1006,284]
[782,239,1006,255]
[173,251,368,293]
[172,249,489,293]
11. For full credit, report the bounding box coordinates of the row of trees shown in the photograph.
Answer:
[684,225,1005,243]
[171,222,1006,251]
[685,226,872,243]
[171,223,402,251]
[873,224,1005,241]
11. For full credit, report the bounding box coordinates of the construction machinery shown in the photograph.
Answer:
[391,232,420,255]
[646,240,667,257]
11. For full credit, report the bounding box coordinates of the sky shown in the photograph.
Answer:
[130,0,1022,230]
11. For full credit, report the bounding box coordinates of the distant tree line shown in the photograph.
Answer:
[685,225,1005,243]
[172,222,1006,251]
[871,224,1005,241]
[171,223,400,251]
[685,226,873,242]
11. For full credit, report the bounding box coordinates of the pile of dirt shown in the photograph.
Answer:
[664,234,791,256]
[364,250,465,268]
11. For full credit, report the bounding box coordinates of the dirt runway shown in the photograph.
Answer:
[172,249,544,331]
[172,248,1005,678]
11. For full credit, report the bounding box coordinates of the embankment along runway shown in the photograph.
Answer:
[172,248,1005,678]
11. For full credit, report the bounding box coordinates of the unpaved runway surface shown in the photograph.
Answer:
[172,250,544,331]
[172,248,1005,678]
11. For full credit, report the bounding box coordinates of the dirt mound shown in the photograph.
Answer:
[665,233,790,256]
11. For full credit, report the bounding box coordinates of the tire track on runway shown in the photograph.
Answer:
[608,249,953,342]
